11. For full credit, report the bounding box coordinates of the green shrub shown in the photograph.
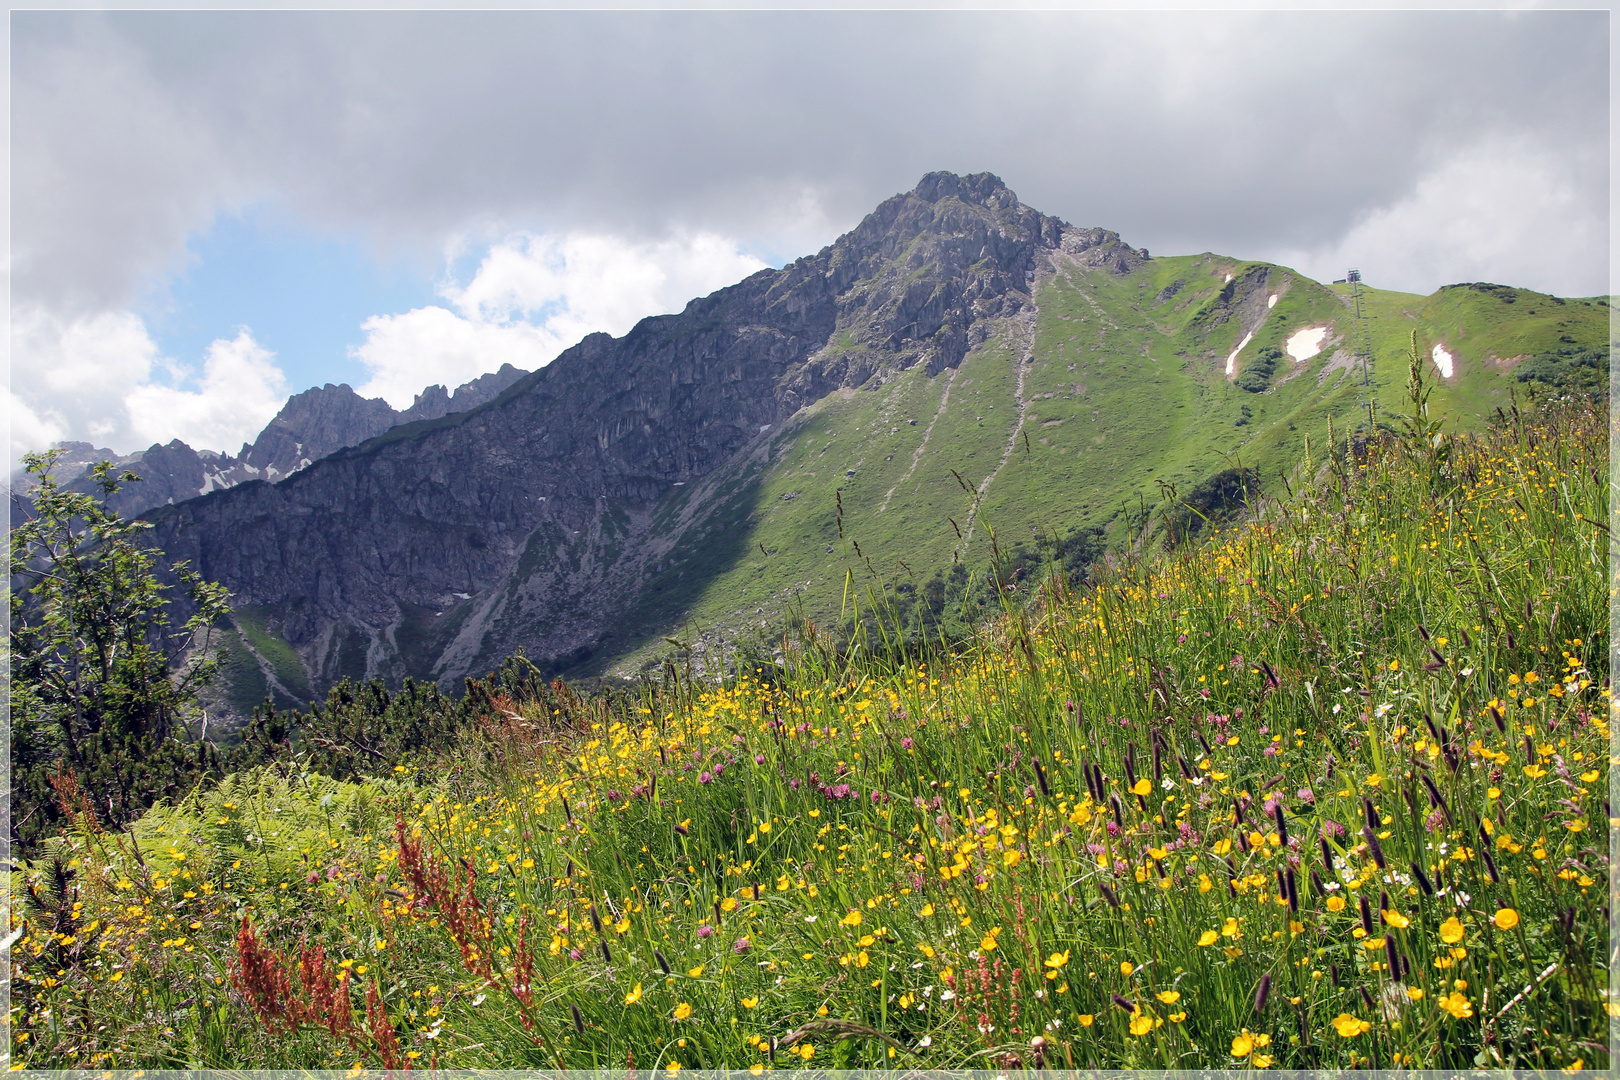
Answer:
[1235,345,1282,392]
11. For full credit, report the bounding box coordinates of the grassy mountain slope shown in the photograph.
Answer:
[585,258,1608,678]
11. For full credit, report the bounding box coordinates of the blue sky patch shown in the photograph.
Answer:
[137,204,439,396]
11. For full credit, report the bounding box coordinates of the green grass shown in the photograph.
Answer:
[233,606,315,707]
[13,395,1607,1071]
[209,623,271,720]
[588,254,1606,681]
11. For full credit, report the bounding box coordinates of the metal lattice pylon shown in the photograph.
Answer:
[1347,269,1374,388]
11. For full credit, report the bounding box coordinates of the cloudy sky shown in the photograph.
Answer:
[9,8,1610,462]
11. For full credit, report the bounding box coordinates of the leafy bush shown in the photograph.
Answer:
[10,452,232,854]
[1514,345,1608,397]
[1235,345,1282,393]
[1163,467,1261,544]
[295,653,553,783]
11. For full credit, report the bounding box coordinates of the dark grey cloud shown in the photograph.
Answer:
[13,8,1610,310]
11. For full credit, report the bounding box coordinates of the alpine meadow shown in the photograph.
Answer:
[8,172,1612,1072]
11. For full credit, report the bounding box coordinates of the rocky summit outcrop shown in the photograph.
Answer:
[242,364,528,480]
[238,384,401,481]
[145,172,1137,699]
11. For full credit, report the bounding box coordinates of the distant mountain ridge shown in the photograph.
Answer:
[19,364,528,518]
[125,171,1607,717]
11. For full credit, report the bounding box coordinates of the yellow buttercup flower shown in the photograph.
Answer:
[1156,990,1180,1005]
[1232,1031,1254,1057]
[1129,1013,1153,1036]
[1130,778,1153,796]
[742,997,759,1009]
[1197,930,1219,947]
[1044,950,1070,969]
[1438,992,1474,1020]
[625,983,644,1005]
[1438,917,1465,944]
[673,1002,693,1020]
[1332,1013,1372,1037]
[1494,908,1520,931]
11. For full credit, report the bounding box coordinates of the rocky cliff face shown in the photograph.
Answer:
[146,172,1133,698]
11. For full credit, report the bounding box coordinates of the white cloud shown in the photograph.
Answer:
[352,231,766,408]
[349,307,556,411]
[1270,136,1608,297]
[11,308,163,457]
[14,11,1605,317]
[10,306,289,463]
[125,330,289,452]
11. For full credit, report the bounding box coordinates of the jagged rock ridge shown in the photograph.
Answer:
[17,365,528,519]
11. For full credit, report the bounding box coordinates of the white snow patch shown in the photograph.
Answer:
[1225,331,1255,377]
[1224,273,1233,284]
[1267,294,1278,309]
[1431,344,1455,379]
[1285,326,1330,363]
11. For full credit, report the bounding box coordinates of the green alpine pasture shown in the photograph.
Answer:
[591,257,1609,678]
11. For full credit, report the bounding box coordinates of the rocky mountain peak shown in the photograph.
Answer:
[139,172,1147,698]
[241,383,399,478]
[778,172,1073,387]
[912,169,1017,206]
